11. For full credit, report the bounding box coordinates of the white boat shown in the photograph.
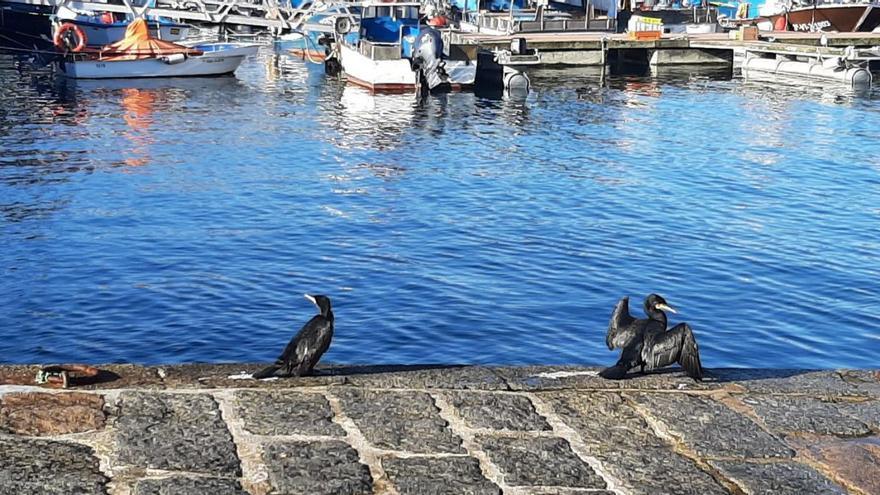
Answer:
[337,1,476,92]
[339,42,418,90]
[58,42,259,79]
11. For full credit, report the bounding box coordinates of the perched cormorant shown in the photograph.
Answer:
[252,294,334,379]
[599,294,703,381]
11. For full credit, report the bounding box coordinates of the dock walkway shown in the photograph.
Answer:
[1,364,877,494]
[454,31,880,66]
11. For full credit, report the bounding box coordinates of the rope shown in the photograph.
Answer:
[0,36,61,57]
[299,30,324,64]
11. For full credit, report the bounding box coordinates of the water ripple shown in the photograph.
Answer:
[0,51,878,367]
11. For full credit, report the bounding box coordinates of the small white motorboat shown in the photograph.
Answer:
[55,19,259,79]
[58,43,260,79]
[337,1,476,92]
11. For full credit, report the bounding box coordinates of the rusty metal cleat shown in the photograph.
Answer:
[35,365,99,389]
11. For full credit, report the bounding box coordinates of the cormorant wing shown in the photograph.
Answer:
[641,323,703,381]
[278,314,326,366]
[607,297,637,350]
[254,315,332,379]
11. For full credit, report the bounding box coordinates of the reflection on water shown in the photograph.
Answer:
[1,50,879,368]
[337,86,419,151]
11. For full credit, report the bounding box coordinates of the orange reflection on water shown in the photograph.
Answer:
[120,88,156,167]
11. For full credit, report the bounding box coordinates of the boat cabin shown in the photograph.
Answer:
[354,1,422,60]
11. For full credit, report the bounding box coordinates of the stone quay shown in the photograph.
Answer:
[1,365,878,494]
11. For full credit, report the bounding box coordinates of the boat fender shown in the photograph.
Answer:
[54,23,88,53]
[774,15,787,31]
[161,53,187,65]
[427,15,448,27]
[335,16,353,35]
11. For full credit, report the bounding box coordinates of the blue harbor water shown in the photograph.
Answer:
[1,49,879,368]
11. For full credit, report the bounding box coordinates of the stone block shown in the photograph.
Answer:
[840,399,880,430]
[839,370,880,397]
[159,363,345,389]
[495,366,712,392]
[596,447,727,495]
[742,395,871,436]
[446,391,550,431]
[382,456,500,495]
[713,369,858,396]
[339,365,508,390]
[478,436,605,488]
[630,392,793,459]
[334,389,463,453]
[709,460,847,494]
[541,392,666,449]
[113,392,240,474]
[538,392,727,495]
[132,476,248,495]
[0,437,107,494]
[234,390,344,436]
[787,434,880,495]
[262,441,372,495]
[0,392,104,436]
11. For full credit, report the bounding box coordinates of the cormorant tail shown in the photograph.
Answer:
[599,364,629,380]
[252,364,281,379]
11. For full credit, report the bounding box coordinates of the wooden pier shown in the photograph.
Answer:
[452,30,880,67]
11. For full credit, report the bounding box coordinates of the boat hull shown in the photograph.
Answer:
[340,43,418,91]
[278,32,328,62]
[339,43,476,92]
[764,4,880,32]
[58,44,259,79]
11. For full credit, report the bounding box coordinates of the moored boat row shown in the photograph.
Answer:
[4,0,880,89]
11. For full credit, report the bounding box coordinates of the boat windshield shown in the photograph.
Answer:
[362,5,420,21]
[359,4,420,43]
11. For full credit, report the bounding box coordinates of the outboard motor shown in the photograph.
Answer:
[412,28,449,91]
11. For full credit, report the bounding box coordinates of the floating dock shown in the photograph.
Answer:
[452,30,880,67]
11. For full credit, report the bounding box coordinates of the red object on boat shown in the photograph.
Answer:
[54,23,88,52]
[774,15,787,31]
[99,19,201,61]
[100,12,114,24]
[427,15,448,27]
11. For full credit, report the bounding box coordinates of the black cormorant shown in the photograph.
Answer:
[599,294,703,381]
[252,294,334,379]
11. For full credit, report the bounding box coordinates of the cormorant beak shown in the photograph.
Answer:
[304,294,317,307]
[656,303,677,314]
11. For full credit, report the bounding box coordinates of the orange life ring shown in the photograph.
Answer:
[54,23,88,52]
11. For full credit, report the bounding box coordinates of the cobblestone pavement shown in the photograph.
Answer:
[1,365,878,495]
